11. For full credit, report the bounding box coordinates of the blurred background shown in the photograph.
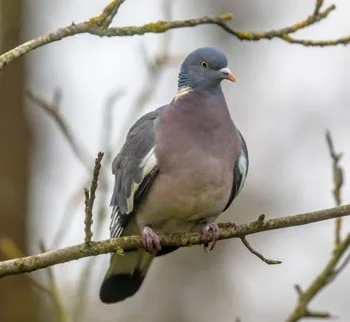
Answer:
[1,0,350,321]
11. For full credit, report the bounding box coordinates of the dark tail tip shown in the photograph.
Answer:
[99,270,144,304]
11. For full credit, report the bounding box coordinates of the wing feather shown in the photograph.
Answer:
[223,130,249,211]
[109,107,164,238]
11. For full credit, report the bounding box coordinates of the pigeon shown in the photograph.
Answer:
[100,47,249,303]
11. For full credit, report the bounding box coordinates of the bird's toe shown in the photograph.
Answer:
[142,226,162,254]
[201,223,220,251]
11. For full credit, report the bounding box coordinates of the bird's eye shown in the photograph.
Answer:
[200,61,208,68]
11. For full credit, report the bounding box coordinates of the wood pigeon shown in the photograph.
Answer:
[100,47,249,303]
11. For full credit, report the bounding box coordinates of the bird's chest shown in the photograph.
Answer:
[136,166,233,233]
[156,108,236,174]
[136,123,235,233]
[159,158,233,216]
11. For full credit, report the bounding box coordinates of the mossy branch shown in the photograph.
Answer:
[285,131,349,322]
[326,130,344,245]
[286,233,350,322]
[1,203,350,278]
[84,152,104,245]
[1,0,350,71]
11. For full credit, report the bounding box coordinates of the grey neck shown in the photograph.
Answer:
[177,72,222,93]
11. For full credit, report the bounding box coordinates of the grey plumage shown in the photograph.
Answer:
[109,107,164,238]
[100,47,248,303]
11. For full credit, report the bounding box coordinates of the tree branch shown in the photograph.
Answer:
[313,0,324,16]
[73,92,121,322]
[84,152,104,244]
[285,131,349,321]
[325,130,344,207]
[240,236,282,265]
[1,203,350,278]
[96,0,126,28]
[326,130,344,245]
[285,233,350,322]
[1,1,350,71]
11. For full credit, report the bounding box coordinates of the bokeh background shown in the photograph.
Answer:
[1,0,350,321]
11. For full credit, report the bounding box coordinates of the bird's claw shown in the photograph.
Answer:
[201,223,220,251]
[142,226,162,254]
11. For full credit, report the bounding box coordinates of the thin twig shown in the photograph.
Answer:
[240,236,282,265]
[285,132,348,322]
[294,284,303,297]
[73,206,108,322]
[73,91,122,322]
[26,90,93,171]
[313,0,324,16]
[303,309,331,319]
[1,1,350,71]
[285,234,350,322]
[96,0,126,28]
[279,34,350,47]
[326,130,344,207]
[327,252,350,284]
[326,130,344,245]
[77,174,104,322]
[84,189,91,243]
[84,152,104,245]
[50,89,122,249]
[1,203,350,278]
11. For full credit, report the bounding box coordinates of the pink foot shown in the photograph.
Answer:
[142,226,162,254]
[201,223,220,251]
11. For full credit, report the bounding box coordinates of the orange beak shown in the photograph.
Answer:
[219,67,236,82]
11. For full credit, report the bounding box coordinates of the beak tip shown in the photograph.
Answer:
[229,74,237,82]
[219,67,236,83]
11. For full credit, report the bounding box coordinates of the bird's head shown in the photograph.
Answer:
[177,47,236,92]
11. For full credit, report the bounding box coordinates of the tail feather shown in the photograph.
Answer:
[100,218,153,303]
[100,270,143,303]
[100,249,153,303]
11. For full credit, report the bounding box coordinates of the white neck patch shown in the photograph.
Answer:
[174,86,192,101]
